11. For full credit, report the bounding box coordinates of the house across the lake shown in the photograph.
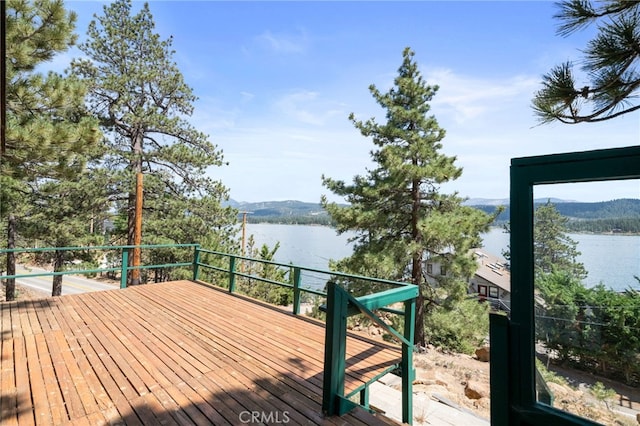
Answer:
[469,249,511,312]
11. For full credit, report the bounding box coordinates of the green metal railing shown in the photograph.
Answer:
[0,244,199,289]
[322,282,417,424]
[2,244,419,424]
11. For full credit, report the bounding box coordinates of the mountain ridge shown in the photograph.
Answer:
[225,198,640,221]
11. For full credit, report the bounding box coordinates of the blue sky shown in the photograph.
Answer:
[58,1,640,203]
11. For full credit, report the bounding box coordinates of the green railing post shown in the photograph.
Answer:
[402,298,416,424]
[322,281,348,416]
[120,249,129,289]
[193,246,201,281]
[292,267,302,315]
[360,387,369,408]
[228,255,237,293]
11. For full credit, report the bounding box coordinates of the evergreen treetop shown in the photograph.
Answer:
[322,48,495,348]
[533,0,640,123]
[534,200,587,279]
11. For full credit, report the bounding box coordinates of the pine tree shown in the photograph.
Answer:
[71,0,237,282]
[322,48,495,348]
[2,0,100,300]
[533,1,640,123]
[534,200,587,279]
[18,148,109,296]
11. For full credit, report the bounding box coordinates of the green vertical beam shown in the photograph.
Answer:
[402,298,416,424]
[292,267,301,315]
[360,386,369,408]
[490,313,510,426]
[322,281,348,416]
[228,255,237,293]
[120,249,129,289]
[192,246,201,281]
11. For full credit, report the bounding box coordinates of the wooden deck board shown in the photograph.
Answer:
[1,280,401,425]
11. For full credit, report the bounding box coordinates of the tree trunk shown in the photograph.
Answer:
[126,191,136,285]
[127,128,144,285]
[414,290,426,347]
[52,249,64,296]
[410,176,426,347]
[5,214,16,301]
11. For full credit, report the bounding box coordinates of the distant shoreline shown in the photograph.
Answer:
[246,221,640,236]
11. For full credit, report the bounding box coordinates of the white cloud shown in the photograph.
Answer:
[255,29,308,54]
[425,68,539,124]
[273,90,346,126]
[191,96,241,135]
[240,91,255,102]
[203,65,639,203]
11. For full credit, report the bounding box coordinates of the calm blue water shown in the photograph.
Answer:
[246,224,640,292]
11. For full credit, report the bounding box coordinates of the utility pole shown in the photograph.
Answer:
[241,211,248,257]
[240,211,254,256]
[240,211,252,273]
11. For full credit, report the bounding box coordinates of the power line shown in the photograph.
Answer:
[535,314,640,332]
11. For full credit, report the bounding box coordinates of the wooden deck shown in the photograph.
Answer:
[1,280,401,425]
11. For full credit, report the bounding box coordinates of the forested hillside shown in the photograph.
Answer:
[230,200,334,225]
[473,199,640,233]
[235,199,640,233]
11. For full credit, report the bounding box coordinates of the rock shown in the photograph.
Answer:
[475,346,490,362]
[367,326,382,335]
[435,379,448,388]
[414,369,436,385]
[464,380,490,400]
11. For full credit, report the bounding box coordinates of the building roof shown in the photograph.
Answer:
[471,249,511,293]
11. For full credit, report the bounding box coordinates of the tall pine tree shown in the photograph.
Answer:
[2,0,100,300]
[534,200,587,279]
[71,0,237,282]
[322,48,495,348]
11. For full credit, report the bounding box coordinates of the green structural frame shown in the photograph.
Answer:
[490,145,640,426]
[321,281,417,424]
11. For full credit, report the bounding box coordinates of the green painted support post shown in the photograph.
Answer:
[360,386,369,408]
[228,255,237,293]
[193,246,201,281]
[292,267,301,315]
[322,281,348,416]
[120,249,129,289]
[490,313,510,426]
[402,298,416,424]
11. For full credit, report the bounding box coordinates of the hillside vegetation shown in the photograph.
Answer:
[230,200,334,225]
[474,198,640,233]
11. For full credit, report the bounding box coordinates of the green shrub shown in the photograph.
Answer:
[424,298,490,354]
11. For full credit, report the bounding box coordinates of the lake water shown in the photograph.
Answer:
[246,224,640,292]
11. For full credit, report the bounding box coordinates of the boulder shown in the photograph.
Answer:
[475,346,490,362]
[464,380,490,400]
